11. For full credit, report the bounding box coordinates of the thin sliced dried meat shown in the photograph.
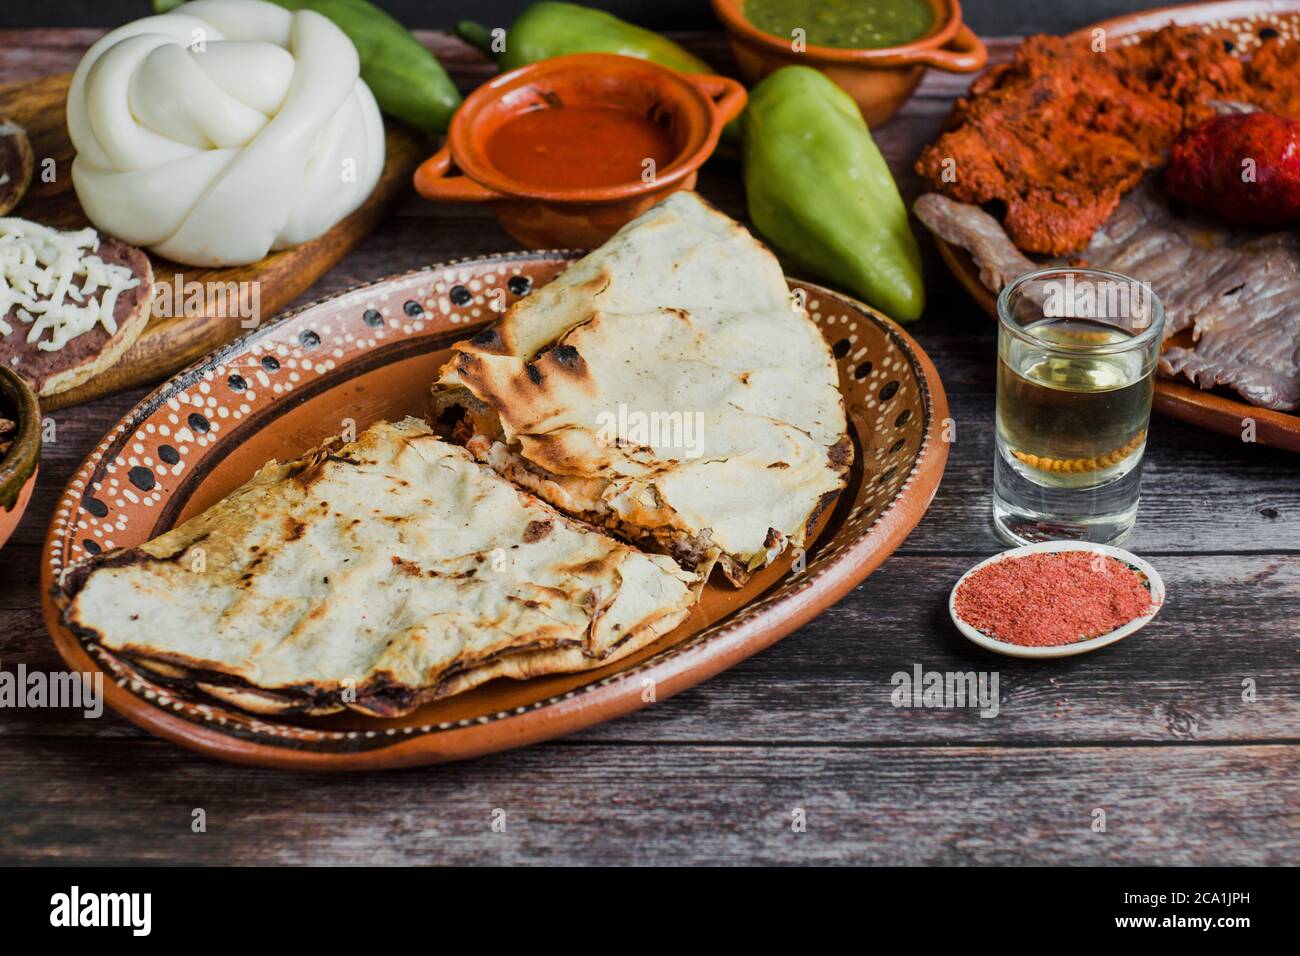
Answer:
[915,182,1300,411]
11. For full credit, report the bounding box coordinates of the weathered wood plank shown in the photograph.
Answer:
[0,26,1293,867]
[0,739,1293,864]
[5,552,1296,743]
[904,410,1300,554]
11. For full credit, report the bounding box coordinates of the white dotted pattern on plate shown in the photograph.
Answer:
[49,254,933,747]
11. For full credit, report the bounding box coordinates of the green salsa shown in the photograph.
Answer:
[744,0,935,50]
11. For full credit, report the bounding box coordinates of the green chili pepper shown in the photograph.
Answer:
[151,0,461,134]
[456,1,711,74]
[743,66,925,322]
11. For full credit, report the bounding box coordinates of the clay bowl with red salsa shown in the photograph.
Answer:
[413,53,746,248]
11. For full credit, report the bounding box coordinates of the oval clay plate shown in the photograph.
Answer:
[933,0,1300,453]
[42,253,948,770]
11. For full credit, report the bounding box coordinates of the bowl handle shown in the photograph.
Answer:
[413,145,504,203]
[913,24,988,72]
[687,73,749,126]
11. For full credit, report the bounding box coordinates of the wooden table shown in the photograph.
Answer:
[1,30,1296,866]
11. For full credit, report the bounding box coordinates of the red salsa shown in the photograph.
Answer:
[485,106,678,190]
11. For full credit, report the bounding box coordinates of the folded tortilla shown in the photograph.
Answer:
[434,192,852,585]
[59,418,698,717]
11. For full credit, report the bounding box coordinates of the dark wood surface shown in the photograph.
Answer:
[1,0,1182,35]
[0,30,1296,866]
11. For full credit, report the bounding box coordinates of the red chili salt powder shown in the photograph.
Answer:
[954,551,1156,647]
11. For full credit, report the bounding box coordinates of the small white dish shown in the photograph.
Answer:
[949,540,1165,659]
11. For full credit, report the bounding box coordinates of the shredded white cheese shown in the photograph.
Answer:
[0,218,140,350]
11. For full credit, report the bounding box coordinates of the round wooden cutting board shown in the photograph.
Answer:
[41,252,948,770]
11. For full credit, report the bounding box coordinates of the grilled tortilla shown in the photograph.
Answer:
[433,192,852,586]
[58,418,698,717]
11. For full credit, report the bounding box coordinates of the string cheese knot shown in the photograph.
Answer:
[67,0,385,267]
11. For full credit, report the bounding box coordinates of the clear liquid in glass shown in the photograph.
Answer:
[993,318,1157,545]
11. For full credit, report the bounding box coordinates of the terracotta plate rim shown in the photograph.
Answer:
[41,251,950,771]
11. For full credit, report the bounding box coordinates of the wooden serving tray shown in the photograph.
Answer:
[0,72,427,410]
[933,1,1300,453]
[935,240,1300,453]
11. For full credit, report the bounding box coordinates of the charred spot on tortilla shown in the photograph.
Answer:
[561,553,620,577]
[549,343,585,370]
[468,327,507,352]
[523,519,552,542]
[803,489,842,540]
[56,545,155,602]
[828,436,853,470]
[454,352,483,382]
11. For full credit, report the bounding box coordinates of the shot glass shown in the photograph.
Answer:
[993,267,1165,546]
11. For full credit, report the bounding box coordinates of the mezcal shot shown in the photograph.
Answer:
[993,268,1165,545]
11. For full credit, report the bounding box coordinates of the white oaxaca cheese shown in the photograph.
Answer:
[0,218,140,350]
[66,0,385,267]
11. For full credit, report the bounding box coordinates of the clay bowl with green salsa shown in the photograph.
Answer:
[711,0,987,126]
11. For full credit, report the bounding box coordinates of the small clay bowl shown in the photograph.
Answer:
[0,366,40,550]
[949,542,1165,659]
[413,52,746,249]
[710,0,987,126]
